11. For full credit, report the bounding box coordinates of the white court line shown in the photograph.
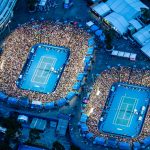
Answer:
[117,117,129,120]
[31,56,45,83]
[40,62,47,77]
[43,59,57,84]
[114,97,129,126]
[122,104,129,119]
[113,96,124,125]
[39,57,56,84]
[127,99,137,127]
[31,56,56,85]
[113,96,134,127]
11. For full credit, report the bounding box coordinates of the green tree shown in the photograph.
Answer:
[2,118,22,140]
[0,117,22,149]
[27,0,36,11]
[29,129,40,143]
[71,144,80,150]
[141,8,150,23]
[104,29,114,50]
[52,141,65,150]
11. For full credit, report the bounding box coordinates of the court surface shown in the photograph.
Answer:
[99,83,150,138]
[17,44,69,94]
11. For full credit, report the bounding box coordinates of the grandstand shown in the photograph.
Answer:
[17,43,70,94]
[81,67,150,148]
[0,21,94,107]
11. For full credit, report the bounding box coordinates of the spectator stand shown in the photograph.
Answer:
[0,21,96,112]
[140,136,150,149]
[0,91,8,102]
[19,97,30,108]
[7,97,19,106]
[93,137,106,146]
[118,142,131,150]
[43,101,55,109]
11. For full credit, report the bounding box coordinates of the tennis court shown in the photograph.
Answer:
[31,56,57,85]
[99,83,149,138]
[113,96,137,127]
[17,44,70,94]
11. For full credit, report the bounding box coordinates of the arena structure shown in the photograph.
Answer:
[0,21,95,108]
[81,67,150,149]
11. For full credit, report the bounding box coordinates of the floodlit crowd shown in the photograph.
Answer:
[0,21,90,102]
[85,66,150,143]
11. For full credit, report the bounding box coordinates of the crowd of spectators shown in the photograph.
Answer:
[0,20,90,102]
[85,66,150,143]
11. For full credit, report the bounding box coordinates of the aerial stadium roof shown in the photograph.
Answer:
[106,0,148,21]
[0,0,17,29]
[129,19,142,30]
[91,2,111,17]
[132,24,150,46]
[104,12,129,35]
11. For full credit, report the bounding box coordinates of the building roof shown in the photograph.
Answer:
[0,0,17,29]
[106,0,148,21]
[56,119,68,136]
[132,24,150,46]
[129,19,142,30]
[91,2,111,17]
[30,118,47,131]
[104,12,129,35]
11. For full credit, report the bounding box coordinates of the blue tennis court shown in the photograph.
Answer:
[17,44,70,94]
[99,83,150,138]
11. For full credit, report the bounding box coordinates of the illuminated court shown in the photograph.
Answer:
[99,83,150,138]
[17,44,70,94]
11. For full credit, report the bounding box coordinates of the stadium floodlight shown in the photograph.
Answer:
[89,107,94,115]
[96,90,100,96]
[0,60,5,70]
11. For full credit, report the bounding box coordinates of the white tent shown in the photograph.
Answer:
[118,51,124,57]
[111,50,136,60]
[18,115,28,123]
[126,0,149,11]
[141,42,150,58]
[130,53,137,61]
[86,21,94,28]
[39,0,47,6]
[124,52,130,58]
[91,2,111,17]
[106,0,148,21]
[32,100,42,105]
[129,19,142,30]
[104,12,129,35]
[111,50,118,56]
[132,24,150,46]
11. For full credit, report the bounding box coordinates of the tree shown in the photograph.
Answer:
[104,29,114,50]
[101,0,108,2]
[2,117,22,140]
[27,0,36,11]
[52,141,65,150]
[141,8,150,23]
[28,129,41,143]
[71,144,80,150]
[0,117,22,149]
